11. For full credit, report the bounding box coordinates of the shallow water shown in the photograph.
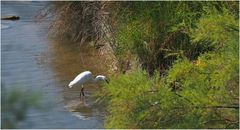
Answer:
[1,1,108,128]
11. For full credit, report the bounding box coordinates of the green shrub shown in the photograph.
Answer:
[1,87,41,129]
[97,4,239,129]
[112,2,231,74]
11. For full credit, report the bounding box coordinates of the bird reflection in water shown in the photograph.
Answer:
[64,99,93,120]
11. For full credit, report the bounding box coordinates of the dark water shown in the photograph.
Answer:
[1,1,108,128]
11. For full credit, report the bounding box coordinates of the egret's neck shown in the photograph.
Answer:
[93,77,99,83]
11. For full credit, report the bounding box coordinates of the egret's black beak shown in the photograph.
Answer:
[105,79,109,84]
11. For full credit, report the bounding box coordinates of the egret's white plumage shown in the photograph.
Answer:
[68,71,93,88]
[68,71,108,99]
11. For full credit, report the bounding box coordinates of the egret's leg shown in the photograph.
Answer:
[81,87,85,96]
[79,85,83,100]
[79,85,84,101]
[80,90,82,100]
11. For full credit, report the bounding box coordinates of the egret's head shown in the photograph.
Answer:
[95,75,109,84]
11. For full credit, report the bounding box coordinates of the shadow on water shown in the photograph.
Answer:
[48,40,109,120]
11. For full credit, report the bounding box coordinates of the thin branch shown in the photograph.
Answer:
[145,90,239,109]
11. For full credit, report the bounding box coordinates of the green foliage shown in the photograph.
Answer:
[98,69,152,128]
[97,3,239,129]
[191,8,238,48]
[99,57,238,128]
[1,87,41,129]
[113,2,222,74]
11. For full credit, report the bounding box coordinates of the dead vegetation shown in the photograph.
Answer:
[44,2,111,46]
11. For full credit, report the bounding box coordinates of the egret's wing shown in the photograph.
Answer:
[68,71,93,88]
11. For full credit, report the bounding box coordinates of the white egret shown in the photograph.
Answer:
[68,71,109,99]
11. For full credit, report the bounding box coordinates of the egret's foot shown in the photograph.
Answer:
[79,92,83,101]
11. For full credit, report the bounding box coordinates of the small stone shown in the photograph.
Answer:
[1,16,20,20]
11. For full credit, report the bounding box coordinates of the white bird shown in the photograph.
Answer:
[68,71,109,99]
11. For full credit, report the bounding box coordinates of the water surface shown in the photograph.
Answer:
[1,1,108,128]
